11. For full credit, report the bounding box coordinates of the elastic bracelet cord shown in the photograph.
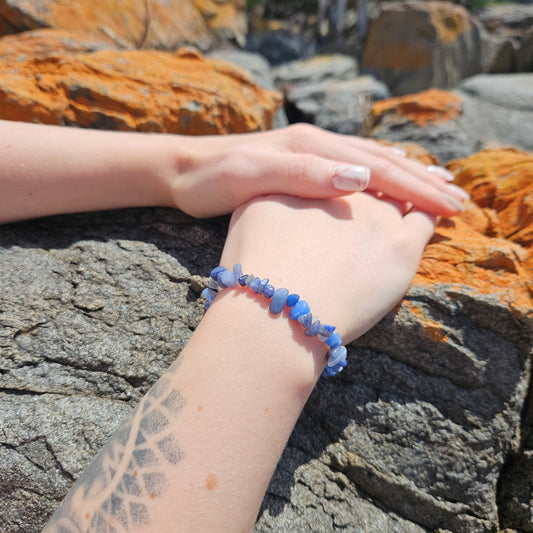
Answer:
[201,263,347,378]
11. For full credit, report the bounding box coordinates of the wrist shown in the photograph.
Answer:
[200,286,328,391]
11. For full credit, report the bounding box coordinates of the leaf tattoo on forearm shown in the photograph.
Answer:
[45,367,185,533]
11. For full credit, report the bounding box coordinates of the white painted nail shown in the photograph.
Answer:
[428,165,456,182]
[332,165,371,191]
[447,183,470,200]
[392,146,407,157]
[443,194,465,212]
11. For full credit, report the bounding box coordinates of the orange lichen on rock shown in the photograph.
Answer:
[414,216,532,315]
[448,148,533,253]
[0,48,281,134]
[372,89,462,127]
[428,2,472,45]
[0,0,246,50]
[407,303,450,342]
[0,29,115,63]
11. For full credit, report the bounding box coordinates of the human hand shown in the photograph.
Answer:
[167,124,466,219]
[219,192,436,344]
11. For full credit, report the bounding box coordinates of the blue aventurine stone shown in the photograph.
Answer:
[210,265,226,281]
[208,278,219,290]
[321,366,335,378]
[244,274,254,286]
[201,288,214,301]
[289,300,310,320]
[269,288,289,314]
[305,320,321,337]
[218,270,237,288]
[257,278,269,295]
[327,345,347,367]
[233,263,243,279]
[207,287,218,299]
[325,332,342,348]
[286,293,300,307]
[238,274,247,286]
[263,285,275,298]
[297,313,313,328]
[249,277,262,293]
[318,324,336,340]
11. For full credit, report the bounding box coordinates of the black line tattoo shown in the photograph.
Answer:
[44,363,185,533]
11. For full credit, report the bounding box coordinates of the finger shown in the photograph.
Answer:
[280,126,469,213]
[354,151,466,217]
[248,152,371,199]
[402,208,438,248]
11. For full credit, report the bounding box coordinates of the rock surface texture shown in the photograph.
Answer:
[1,15,533,533]
[273,54,388,135]
[363,1,483,95]
[371,80,533,162]
[0,0,246,50]
[477,2,533,73]
[0,45,280,133]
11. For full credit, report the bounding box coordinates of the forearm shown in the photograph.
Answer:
[0,120,182,223]
[44,288,325,532]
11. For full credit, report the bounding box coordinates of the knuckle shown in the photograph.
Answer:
[284,123,320,152]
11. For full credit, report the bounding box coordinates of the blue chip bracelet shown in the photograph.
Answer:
[201,263,348,378]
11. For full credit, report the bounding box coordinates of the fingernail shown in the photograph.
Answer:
[332,165,371,192]
[443,194,465,212]
[392,146,407,157]
[447,183,470,201]
[428,165,455,182]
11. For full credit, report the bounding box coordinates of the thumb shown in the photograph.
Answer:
[253,152,370,199]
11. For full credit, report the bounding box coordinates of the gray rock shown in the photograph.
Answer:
[516,30,533,73]
[0,206,531,533]
[0,208,224,532]
[371,112,475,163]
[477,3,533,74]
[459,73,533,111]
[207,49,289,128]
[372,74,533,162]
[363,1,483,95]
[273,54,358,89]
[285,77,384,135]
[273,55,384,135]
[477,3,533,34]
[256,281,532,532]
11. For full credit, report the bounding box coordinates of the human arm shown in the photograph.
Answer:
[0,120,465,224]
[43,191,436,532]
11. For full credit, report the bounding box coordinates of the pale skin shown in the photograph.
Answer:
[0,119,466,224]
[0,119,464,531]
